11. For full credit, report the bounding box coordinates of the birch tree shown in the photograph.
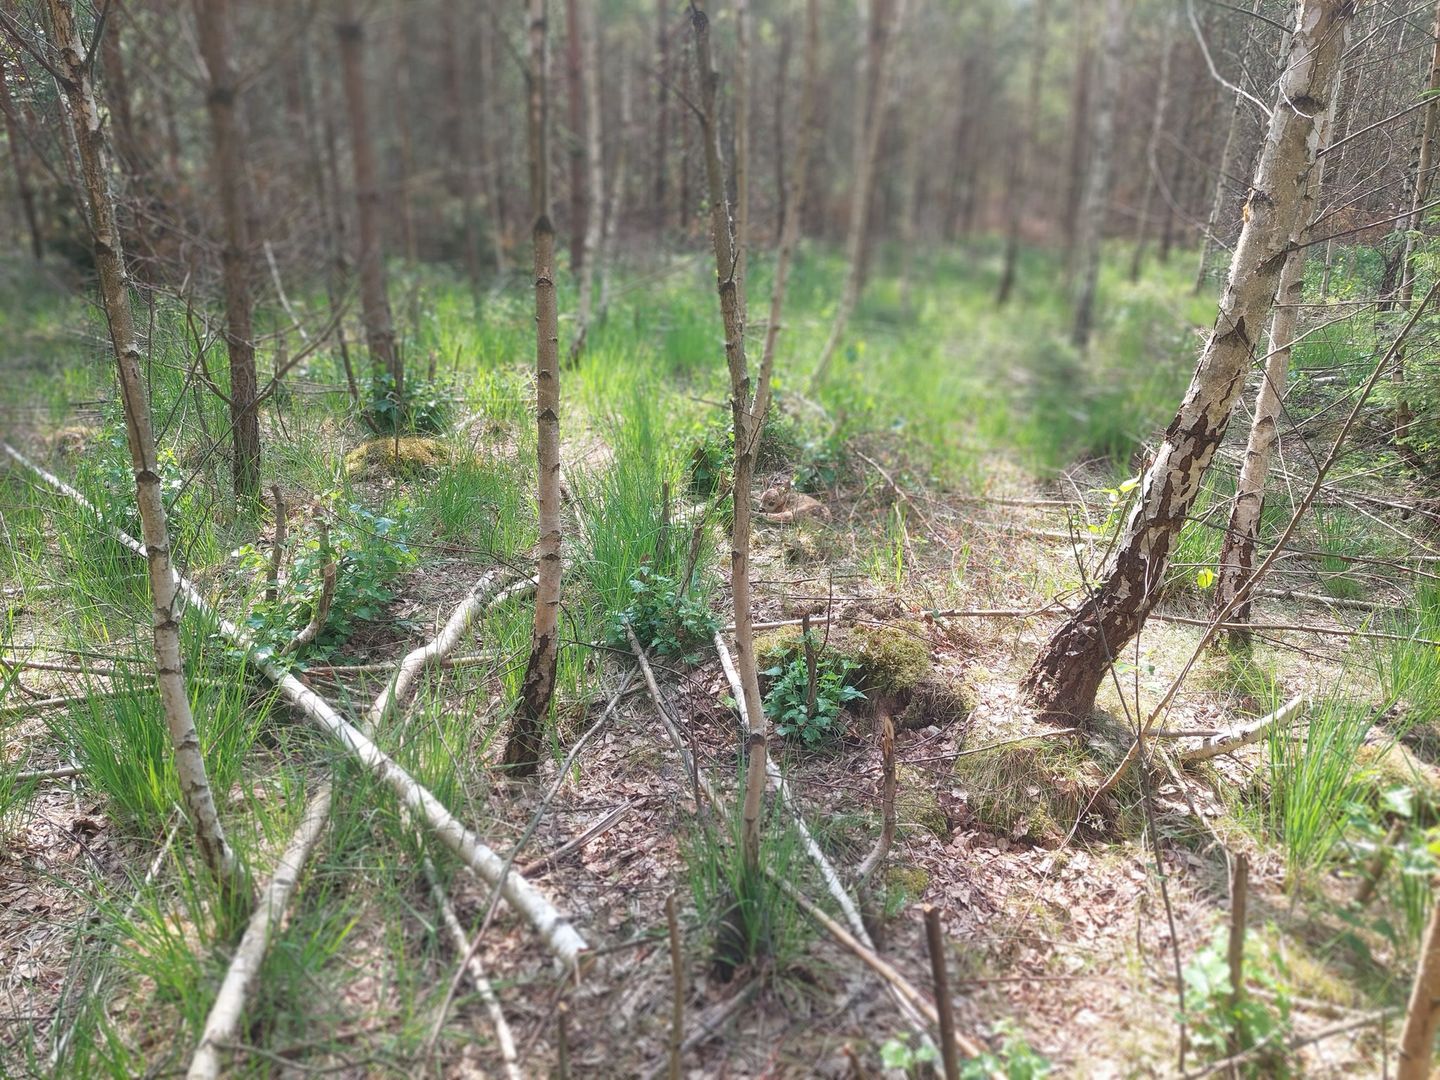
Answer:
[194,0,261,503]
[690,2,766,872]
[503,0,563,775]
[336,0,399,385]
[1069,0,1126,351]
[44,0,244,895]
[1022,0,1355,723]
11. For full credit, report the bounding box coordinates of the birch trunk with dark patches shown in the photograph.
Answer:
[810,0,908,390]
[1391,0,1440,457]
[753,0,819,427]
[1069,0,1126,352]
[336,1,399,384]
[570,0,603,361]
[691,3,767,872]
[195,0,261,504]
[0,46,41,260]
[1195,0,1264,294]
[1023,0,1354,725]
[46,0,243,895]
[996,0,1047,306]
[1128,3,1177,282]
[504,0,562,776]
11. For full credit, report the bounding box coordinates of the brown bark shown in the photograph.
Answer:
[444,0,479,281]
[1128,4,1177,281]
[1399,881,1440,1079]
[45,0,243,895]
[1063,2,1095,274]
[653,0,670,231]
[195,0,261,503]
[564,0,585,272]
[0,44,40,260]
[691,3,766,873]
[504,0,563,775]
[1022,0,1354,724]
[336,1,399,384]
[570,0,603,361]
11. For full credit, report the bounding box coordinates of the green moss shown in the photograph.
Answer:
[344,437,452,478]
[854,623,932,696]
[755,626,805,668]
[896,764,949,840]
[885,863,930,900]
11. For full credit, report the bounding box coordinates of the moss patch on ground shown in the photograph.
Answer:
[344,437,453,478]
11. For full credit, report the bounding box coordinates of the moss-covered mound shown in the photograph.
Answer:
[344,437,452,479]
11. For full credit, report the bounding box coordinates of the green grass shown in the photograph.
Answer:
[1377,584,1440,726]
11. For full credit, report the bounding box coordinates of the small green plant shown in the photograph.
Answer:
[959,1020,1053,1079]
[879,1033,938,1075]
[1181,931,1293,1078]
[610,566,719,663]
[364,372,457,434]
[235,498,418,661]
[763,634,865,747]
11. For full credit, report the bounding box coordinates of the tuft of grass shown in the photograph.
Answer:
[1377,584,1440,727]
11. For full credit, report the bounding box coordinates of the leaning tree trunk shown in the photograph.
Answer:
[1069,0,1126,351]
[1022,0,1354,724]
[503,0,562,775]
[0,51,42,261]
[195,0,261,504]
[46,0,244,895]
[691,3,767,873]
[810,0,908,390]
[336,1,399,385]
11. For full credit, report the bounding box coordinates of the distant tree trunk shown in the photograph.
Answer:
[754,0,820,425]
[734,0,751,307]
[444,0,479,281]
[47,0,243,896]
[997,0,1047,305]
[654,0,670,231]
[690,1,767,875]
[1063,2,1095,276]
[895,66,923,314]
[1129,4,1177,281]
[599,53,632,318]
[479,1,508,274]
[810,0,908,390]
[0,49,41,260]
[393,19,418,265]
[772,20,791,246]
[1158,49,1203,265]
[1022,0,1353,724]
[336,2,399,385]
[195,0,261,504]
[504,0,562,775]
[1392,0,1440,457]
[564,0,585,272]
[1069,0,1126,351]
[569,0,604,361]
[1195,0,1264,294]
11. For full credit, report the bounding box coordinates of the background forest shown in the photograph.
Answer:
[3,0,1440,1076]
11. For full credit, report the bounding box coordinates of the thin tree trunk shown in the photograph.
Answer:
[996,0,1047,306]
[1063,2,1094,277]
[753,0,819,427]
[1129,4,1177,282]
[46,0,243,895]
[564,0,585,272]
[570,0,604,361]
[1195,0,1264,294]
[479,1,508,274]
[810,0,908,390]
[1069,0,1127,351]
[772,21,790,246]
[195,0,261,504]
[598,52,631,319]
[654,0,670,231]
[504,0,562,775]
[445,0,480,281]
[735,0,751,308]
[336,1,399,384]
[394,19,418,265]
[1022,0,1354,724]
[1391,0,1440,456]
[0,46,41,260]
[691,3,766,874]
[1399,883,1440,1080]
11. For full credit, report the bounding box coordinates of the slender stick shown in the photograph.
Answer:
[924,906,962,1080]
[1226,853,1249,1065]
[666,892,684,1080]
[266,484,286,604]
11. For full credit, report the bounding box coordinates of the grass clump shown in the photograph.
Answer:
[344,436,452,479]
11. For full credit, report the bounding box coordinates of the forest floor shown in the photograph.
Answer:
[2,241,1438,1078]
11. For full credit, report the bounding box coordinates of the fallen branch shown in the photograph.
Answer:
[1178,697,1310,763]
[16,764,83,782]
[306,652,501,676]
[1252,587,1390,612]
[518,800,635,877]
[421,850,523,1080]
[5,443,587,967]
[188,785,335,1080]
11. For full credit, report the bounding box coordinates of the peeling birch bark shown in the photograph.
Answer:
[43,0,242,897]
[1022,0,1355,724]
